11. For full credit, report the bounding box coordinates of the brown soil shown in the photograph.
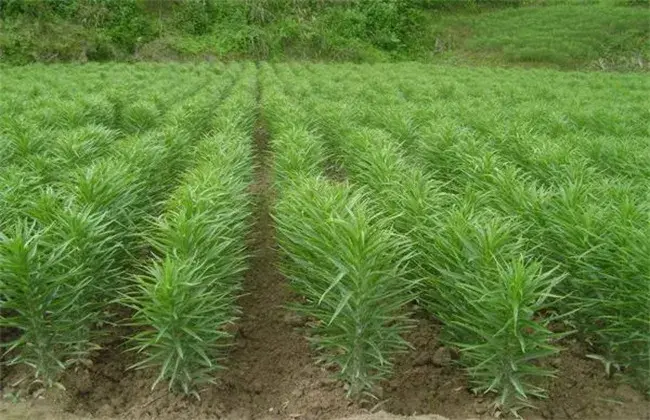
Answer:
[381,315,649,420]
[3,316,648,420]
[381,317,476,419]
[0,402,446,420]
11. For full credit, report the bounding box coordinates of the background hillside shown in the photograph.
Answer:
[1,0,648,70]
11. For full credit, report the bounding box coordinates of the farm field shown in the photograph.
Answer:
[0,62,649,420]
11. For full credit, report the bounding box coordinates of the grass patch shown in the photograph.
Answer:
[426,4,650,69]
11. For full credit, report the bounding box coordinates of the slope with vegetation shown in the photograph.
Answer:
[0,0,648,69]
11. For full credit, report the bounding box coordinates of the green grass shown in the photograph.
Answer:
[427,4,650,69]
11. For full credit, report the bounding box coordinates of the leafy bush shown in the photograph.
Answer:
[3,0,648,64]
[356,0,426,50]
[171,0,214,36]
[99,0,154,53]
[0,0,77,19]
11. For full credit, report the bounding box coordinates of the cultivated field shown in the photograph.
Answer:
[0,62,648,420]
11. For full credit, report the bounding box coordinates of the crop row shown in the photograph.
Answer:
[261,64,416,397]
[0,63,245,180]
[124,69,257,395]
[1,62,647,412]
[0,63,257,392]
[270,62,649,411]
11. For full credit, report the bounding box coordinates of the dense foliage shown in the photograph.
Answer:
[0,62,255,393]
[269,62,649,411]
[0,61,647,413]
[0,0,647,69]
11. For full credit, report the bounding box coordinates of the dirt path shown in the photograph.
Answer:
[212,72,359,419]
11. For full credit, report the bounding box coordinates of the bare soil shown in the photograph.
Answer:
[2,318,648,420]
[381,315,649,420]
